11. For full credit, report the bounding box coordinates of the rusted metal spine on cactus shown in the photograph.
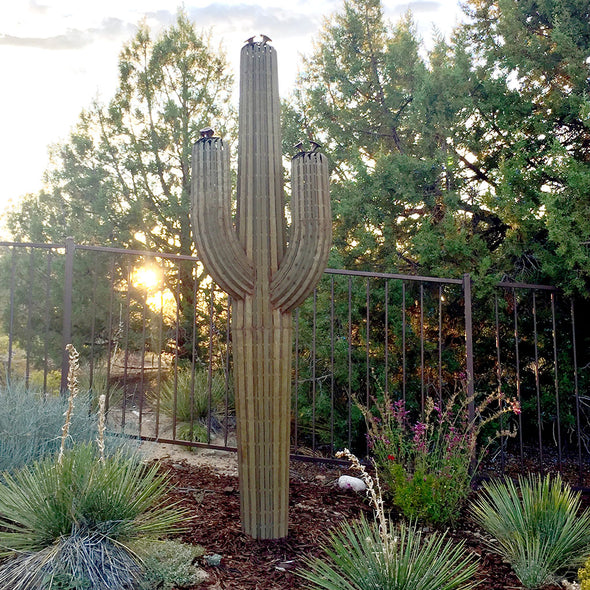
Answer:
[191,38,331,539]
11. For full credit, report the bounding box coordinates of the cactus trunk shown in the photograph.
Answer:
[191,38,331,539]
[232,304,292,538]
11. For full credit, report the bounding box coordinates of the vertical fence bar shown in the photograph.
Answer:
[121,262,131,432]
[60,237,75,394]
[207,285,215,443]
[570,299,582,486]
[189,276,198,446]
[7,248,16,381]
[513,288,524,461]
[438,285,443,406]
[402,281,406,403]
[384,280,389,399]
[171,265,180,441]
[366,278,370,412]
[25,249,34,388]
[88,267,97,395]
[224,297,231,447]
[294,308,300,450]
[494,293,505,472]
[138,288,147,438]
[420,282,425,413]
[532,291,544,469]
[551,292,562,471]
[463,273,475,423]
[330,276,335,453]
[312,288,317,451]
[105,258,116,414]
[155,288,164,438]
[347,277,352,448]
[42,251,52,397]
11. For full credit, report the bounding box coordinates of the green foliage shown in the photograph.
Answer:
[148,366,229,442]
[470,473,590,589]
[0,443,188,557]
[133,539,207,589]
[0,530,143,590]
[580,555,590,590]
[299,515,479,590]
[7,12,233,256]
[364,387,518,526]
[4,13,236,360]
[284,0,590,294]
[0,380,105,472]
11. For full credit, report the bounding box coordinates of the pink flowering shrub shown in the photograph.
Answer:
[363,382,520,527]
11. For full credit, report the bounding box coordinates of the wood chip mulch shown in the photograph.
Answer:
[160,459,567,590]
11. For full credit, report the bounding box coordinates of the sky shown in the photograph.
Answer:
[0,0,465,233]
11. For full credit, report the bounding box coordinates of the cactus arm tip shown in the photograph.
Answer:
[270,151,331,312]
[191,138,254,300]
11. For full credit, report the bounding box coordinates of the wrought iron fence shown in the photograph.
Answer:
[1,240,588,483]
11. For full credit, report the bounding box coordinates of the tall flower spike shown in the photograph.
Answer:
[58,344,80,465]
[191,39,331,539]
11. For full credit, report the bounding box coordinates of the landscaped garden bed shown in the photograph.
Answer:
[160,458,583,590]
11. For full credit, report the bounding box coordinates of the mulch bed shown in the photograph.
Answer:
[160,459,570,590]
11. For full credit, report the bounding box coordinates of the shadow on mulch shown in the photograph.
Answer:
[160,459,570,590]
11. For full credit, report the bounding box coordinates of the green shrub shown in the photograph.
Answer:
[471,473,590,589]
[580,555,590,590]
[299,515,479,590]
[0,443,189,590]
[133,539,207,589]
[79,366,125,412]
[363,385,518,526]
[0,380,113,472]
[148,367,229,442]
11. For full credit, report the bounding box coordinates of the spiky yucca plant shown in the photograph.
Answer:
[299,449,479,590]
[300,516,479,590]
[471,473,590,589]
[0,443,188,590]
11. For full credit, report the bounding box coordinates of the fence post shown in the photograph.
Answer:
[463,273,475,421]
[60,237,75,394]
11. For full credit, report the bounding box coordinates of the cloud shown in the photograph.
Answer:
[0,17,135,50]
[28,0,49,15]
[147,4,319,39]
[393,1,442,15]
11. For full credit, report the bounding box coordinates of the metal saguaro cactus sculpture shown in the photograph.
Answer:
[191,37,331,539]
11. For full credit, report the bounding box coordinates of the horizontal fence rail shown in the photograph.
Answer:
[0,240,588,484]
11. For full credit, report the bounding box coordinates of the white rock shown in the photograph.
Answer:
[338,475,367,492]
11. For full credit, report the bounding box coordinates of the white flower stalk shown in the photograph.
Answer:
[96,394,106,464]
[336,449,389,545]
[58,344,80,465]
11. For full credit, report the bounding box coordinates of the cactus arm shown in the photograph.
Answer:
[191,137,254,300]
[270,151,332,312]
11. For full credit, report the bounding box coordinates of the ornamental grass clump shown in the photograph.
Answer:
[298,449,480,590]
[148,367,228,443]
[0,345,190,590]
[363,381,519,526]
[0,380,103,473]
[471,473,590,589]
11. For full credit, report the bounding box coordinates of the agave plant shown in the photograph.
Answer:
[471,473,590,589]
[0,443,189,590]
[299,515,479,590]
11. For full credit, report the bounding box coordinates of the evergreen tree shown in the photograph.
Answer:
[4,13,235,363]
[285,0,590,294]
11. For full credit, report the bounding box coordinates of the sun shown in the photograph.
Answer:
[132,265,161,291]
